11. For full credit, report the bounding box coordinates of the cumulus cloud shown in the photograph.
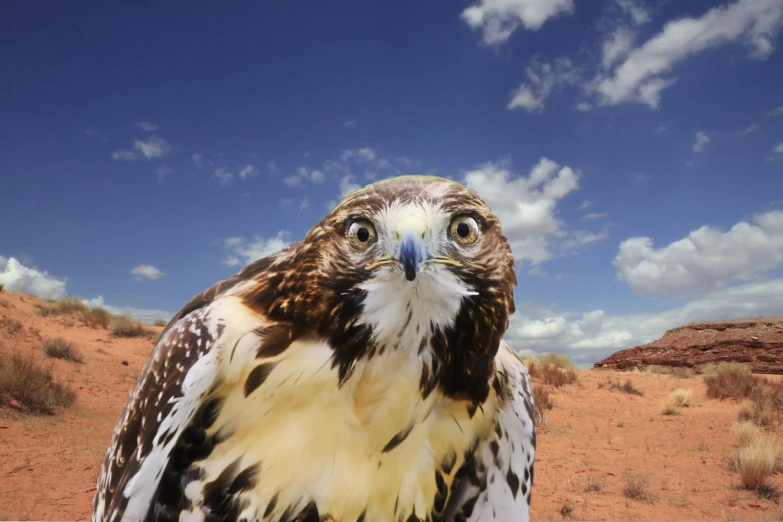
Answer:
[693,131,711,152]
[601,26,636,69]
[238,164,255,180]
[192,153,203,167]
[774,142,783,154]
[507,58,579,112]
[591,0,783,108]
[0,256,67,299]
[213,168,233,186]
[222,231,290,266]
[614,210,783,295]
[463,157,604,265]
[111,150,136,161]
[615,0,650,26]
[135,121,159,132]
[341,148,377,163]
[507,279,783,365]
[130,264,166,281]
[461,0,574,45]
[134,136,171,159]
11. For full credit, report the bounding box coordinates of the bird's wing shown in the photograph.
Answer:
[443,340,536,522]
[92,253,293,522]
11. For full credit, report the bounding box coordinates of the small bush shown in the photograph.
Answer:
[153,319,167,327]
[55,298,88,315]
[646,365,692,378]
[704,362,759,400]
[661,402,681,416]
[669,388,692,407]
[43,338,84,363]
[612,379,644,396]
[734,436,781,490]
[538,353,575,369]
[586,475,604,492]
[110,315,147,337]
[560,500,574,519]
[624,472,654,502]
[1,317,22,334]
[0,283,4,292]
[0,351,76,414]
[732,421,760,448]
[82,307,112,329]
[532,384,552,425]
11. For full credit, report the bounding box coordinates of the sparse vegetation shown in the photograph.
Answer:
[669,387,693,407]
[704,361,783,429]
[0,351,76,414]
[661,402,681,416]
[82,306,112,328]
[645,364,692,378]
[586,475,604,492]
[533,384,552,424]
[623,472,655,503]
[1,316,22,334]
[733,435,782,491]
[527,354,578,388]
[732,421,761,448]
[559,499,574,519]
[109,315,147,337]
[611,379,644,396]
[0,283,4,292]
[43,338,84,363]
[153,318,167,327]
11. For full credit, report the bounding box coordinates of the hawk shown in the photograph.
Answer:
[93,175,536,522]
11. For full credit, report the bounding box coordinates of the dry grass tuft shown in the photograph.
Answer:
[585,475,604,492]
[532,384,552,424]
[1,316,22,335]
[82,307,112,329]
[611,379,644,396]
[732,421,761,448]
[734,435,782,491]
[645,365,692,378]
[704,362,757,399]
[624,472,655,503]
[559,499,575,519]
[110,315,148,337]
[153,318,167,327]
[43,338,84,363]
[0,351,76,414]
[528,355,578,388]
[669,387,693,407]
[705,361,783,429]
[660,402,681,416]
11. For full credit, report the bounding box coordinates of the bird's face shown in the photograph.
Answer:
[305,176,516,368]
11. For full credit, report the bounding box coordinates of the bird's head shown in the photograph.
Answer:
[246,175,516,401]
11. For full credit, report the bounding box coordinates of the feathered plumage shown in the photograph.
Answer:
[93,175,536,522]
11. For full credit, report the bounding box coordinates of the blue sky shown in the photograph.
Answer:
[1,0,782,365]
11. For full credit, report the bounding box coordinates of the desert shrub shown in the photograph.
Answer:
[734,435,782,490]
[538,353,574,369]
[661,402,681,416]
[1,317,22,334]
[532,384,552,424]
[704,362,760,400]
[110,315,147,337]
[43,338,84,363]
[82,306,112,329]
[56,297,88,315]
[153,319,167,327]
[706,363,783,428]
[586,475,604,492]
[611,379,643,396]
[0,283,4,292]
[624,472,654,502]
[732,421,761,448]
[560,500,575,519]
[646,365,692,378]
[669,387,692,407]
[0,351,76,414]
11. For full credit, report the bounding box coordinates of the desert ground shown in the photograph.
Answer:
[1,289,781,521]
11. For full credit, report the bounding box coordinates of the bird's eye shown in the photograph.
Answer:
[348,219,377,250]
[449,215,479,245]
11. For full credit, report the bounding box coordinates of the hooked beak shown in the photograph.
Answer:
[395,215,428,282]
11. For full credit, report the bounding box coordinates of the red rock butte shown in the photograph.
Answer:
[594,317,783,374]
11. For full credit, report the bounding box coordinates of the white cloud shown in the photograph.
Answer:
[284,167,325,187]
[463,157,600,265]
[223,231,290,266]
[192,153,203,167]
[136,121,159,132]
[299,197,310,212]
[279,197,293,207]
[507,279,783,365]
[616,0,650,26]
[575,102,593,112]
[583,212,606,220]
[134,136,171,159]
[238,164,255,180]
[130,264,165,281]
[81,295,171,325]
[774,142,783,154]
[284,175,301,187]
[693,130,711,152]
[461,0,574,45]
[601,26,636,69]
[0,256,67,299]
[343,120,356,127]
[341,147,377,163]
[769,105,783,116]
[111,150,136,161]
[578,200,593,211]
[267,162,280,175]
[213,167,233,186]
[615,210,783,295]
[339,175,362,198]
[507,58,579,112]
[527,265,547,278]
[740,123,758,135]
[592,0,783,108]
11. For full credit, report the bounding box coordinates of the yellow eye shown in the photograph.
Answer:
[449,215,479,245]
[348,219,377,250]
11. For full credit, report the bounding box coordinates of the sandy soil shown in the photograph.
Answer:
[0,290,781,521]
